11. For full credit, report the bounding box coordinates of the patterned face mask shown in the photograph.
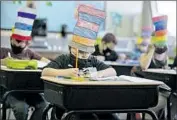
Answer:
[154,45,168,54]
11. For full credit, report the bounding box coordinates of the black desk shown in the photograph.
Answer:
[104,62,139,76]
[41,76,162,120]
[0,66,44,120]
[143,69,177,120]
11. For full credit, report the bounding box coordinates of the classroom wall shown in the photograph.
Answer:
[105,1,143,37]
[0,1,105,32]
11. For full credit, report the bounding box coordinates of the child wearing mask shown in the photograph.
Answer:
[136,15,170,119]
[92,33,118,61]
[42,5,118,119]
[42,42,118,120]
[0,4,49,120]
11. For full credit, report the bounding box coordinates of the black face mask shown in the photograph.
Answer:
[69,53,91,69]
[11,44,25,54]
[103,47,112,55]
[155,46,167,54]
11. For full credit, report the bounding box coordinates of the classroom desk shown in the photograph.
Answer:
[0,66,44,120]
[143,69,177,120]
[104,61,139,76]
[41,76,163,120]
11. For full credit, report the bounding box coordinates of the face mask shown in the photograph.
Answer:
[103,47,112,55]
[11,43,25,54]
[70,48,90,59]
[154,52,167,61]
[155,46,167,54]
[139,45,148,53]
[70,53,91,69]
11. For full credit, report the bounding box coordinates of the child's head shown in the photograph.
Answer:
[10,6,37,54]
[10,37,30,54]
[138,37,151,52]
[101,33,117,50]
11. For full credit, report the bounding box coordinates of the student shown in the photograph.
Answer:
[42,45,117,120]
[92,33,118,61]
[1,37,49,65]
[0,6,49,120]
[137,43,169,119]
[140,43,168,70]
[131,37,150,60]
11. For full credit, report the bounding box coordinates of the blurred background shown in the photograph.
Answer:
[1,1,176,62]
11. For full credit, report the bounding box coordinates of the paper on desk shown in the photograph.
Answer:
[118,75,164,84]
[37,61,48,68]
[90,76,119,81]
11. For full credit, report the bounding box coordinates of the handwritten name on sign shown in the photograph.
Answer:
[77,19,99,32]
[78,5,106,19]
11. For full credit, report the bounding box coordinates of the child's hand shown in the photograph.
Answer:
[64,68,79,77]
[148,44,155,51]
[96,56,105,61]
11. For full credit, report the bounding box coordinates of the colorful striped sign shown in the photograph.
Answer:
[152,15,168,23]
[72,4,105,47]
[11,7,37,41]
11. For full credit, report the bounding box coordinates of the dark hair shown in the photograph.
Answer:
[102,33,117,45]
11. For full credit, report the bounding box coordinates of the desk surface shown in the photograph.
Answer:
[0,66,42,72]
[41,76,163,86]
[144,69,177,75]
[104,61,139,67]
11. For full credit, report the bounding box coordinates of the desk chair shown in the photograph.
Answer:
[0,67,45,120]
[1,90,45,120]
[0,85,12,120]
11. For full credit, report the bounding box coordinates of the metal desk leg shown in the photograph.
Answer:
[42,104,53,120]
[61,112,77,120]
[145,109,158,120]
[167,93,172,120]
[2,91,15,120]
[2,103,6,120]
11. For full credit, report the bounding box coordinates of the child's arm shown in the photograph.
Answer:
[91,56,117,77]
[40,57,51,63]
[140,44,155,70]
[42,68,78,77]
[95,68,117,78]
[28,49,50,63]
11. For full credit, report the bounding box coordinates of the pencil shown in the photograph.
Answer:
[8,52,11,58]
